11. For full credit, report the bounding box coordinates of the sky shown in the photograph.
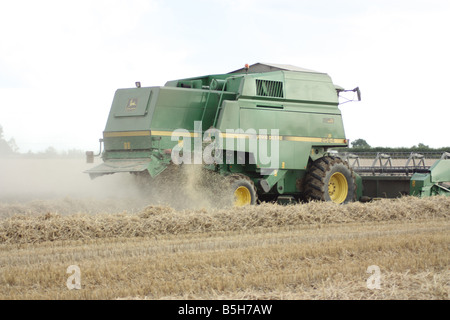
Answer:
[0,0,449,153]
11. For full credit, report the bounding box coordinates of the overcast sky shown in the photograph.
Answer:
[0,0,449,152]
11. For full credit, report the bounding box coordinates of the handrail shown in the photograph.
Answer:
[212,75,243,128]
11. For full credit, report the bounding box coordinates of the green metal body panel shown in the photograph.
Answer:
[355,173,364,200]
[104,86,236,141]
[409,173,430,197]
[410,158,450,197]
[429,158,450,182]
[216,99,345,171]
[98,85,236,176]
[213,71,347,174]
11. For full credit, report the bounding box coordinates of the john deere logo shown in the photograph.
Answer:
[126,98,138,111]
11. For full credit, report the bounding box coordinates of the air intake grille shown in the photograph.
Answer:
[256,79,284,98]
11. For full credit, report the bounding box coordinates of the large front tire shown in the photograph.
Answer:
[304,156,356,204]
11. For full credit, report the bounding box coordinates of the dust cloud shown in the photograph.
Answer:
[0,157,233,218]
[137,163,234,210]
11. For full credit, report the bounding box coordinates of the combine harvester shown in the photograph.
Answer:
[85,63,450,205]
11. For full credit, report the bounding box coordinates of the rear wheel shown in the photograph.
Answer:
[304,156,356,204]
[228,174,258,206]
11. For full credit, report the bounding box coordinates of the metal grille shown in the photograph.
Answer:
[256,79,284,98]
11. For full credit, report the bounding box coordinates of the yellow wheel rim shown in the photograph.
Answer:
[234,186,252,206]
[328,172,348,204]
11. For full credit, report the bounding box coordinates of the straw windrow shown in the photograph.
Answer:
[1,196,448,244]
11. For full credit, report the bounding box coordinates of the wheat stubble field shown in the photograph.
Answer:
[0,158,449,300]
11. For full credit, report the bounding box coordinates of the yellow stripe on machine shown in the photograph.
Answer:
[283,136,347,144]
[151,130,200,138]
[104,130,346,144]
[103,131,151,137]
[221,132,346,144]
[103,130,199,138]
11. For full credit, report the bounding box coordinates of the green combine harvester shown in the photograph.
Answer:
[85,63,450,205]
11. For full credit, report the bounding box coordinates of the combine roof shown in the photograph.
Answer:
[228,62,322,74]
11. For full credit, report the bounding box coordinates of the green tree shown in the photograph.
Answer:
[43,146,58,157]
[413,143,430,150]
[7,138,19,153]
[0,125,14,155]
[351,138,371,149]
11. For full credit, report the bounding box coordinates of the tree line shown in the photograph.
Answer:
[342,138,449,154]
[0,125,85,158]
